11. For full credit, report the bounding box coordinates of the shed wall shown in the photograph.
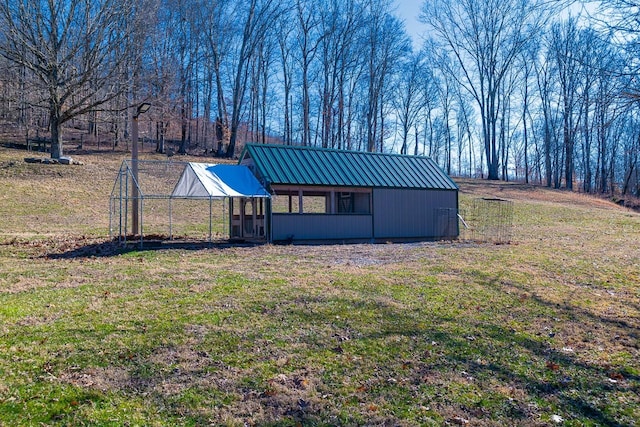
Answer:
[271,214,372,241]
[373,188,458,239]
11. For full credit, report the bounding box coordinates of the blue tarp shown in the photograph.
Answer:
[172,163,270,198]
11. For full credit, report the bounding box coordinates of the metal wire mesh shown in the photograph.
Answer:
[459,198,514,244]
[109,160,228,243]
[128,159,189,197]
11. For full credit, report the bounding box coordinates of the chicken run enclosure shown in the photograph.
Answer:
[109,160,231,245]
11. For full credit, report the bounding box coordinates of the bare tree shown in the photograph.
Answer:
[417,41,441,158]
[295,0,325,147]
[0,0,139,158]
[421,0,555,179]
[589,0,640,195]
[435,61,455,174]
[518,40,538,184]
[533,35,561,187]
[275,7,296,145]
[225,0,280,157]
[247,30,277,145]
[393,51,425,155]
[549,18,585,190]
[146,0,182,154]
[317,0,362,149]
[596,0,640,96]
[453,81,475,176]
[365,0,409,152]
[199,0,234,155]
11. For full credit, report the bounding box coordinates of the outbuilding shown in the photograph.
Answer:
[238,143,459,243]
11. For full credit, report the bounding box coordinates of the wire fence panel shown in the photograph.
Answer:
[109,160,229,243]
[459,198,514,244]
[131,160,189,197]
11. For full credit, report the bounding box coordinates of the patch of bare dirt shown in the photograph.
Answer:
[0,235,122,259]
[61,366,131,392]
[60,346,218,396]
[0,273,91,295]
[15,312,64,327]
[59,345,328,425]
[209,367,326,426]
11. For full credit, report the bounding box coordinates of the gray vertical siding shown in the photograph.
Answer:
[373,188,458,239]
[270,188,458,242]
[272,214,372,241]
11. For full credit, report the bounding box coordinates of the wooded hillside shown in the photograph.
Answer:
[0,0,638,198]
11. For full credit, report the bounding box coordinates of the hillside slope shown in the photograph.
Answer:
[1,145,636,239]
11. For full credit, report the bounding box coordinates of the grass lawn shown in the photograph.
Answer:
[0,145,639,426]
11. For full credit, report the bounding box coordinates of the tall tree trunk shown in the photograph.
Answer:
[583,91,592,193]
[544,117,552,187]
[523,94,529,183]
[563,109,574,190]
[302,62,311,146]
[50,105,63,159]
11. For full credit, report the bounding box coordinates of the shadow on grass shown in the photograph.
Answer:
[44,236,261,259]
[267,278,638,426]
[460,272,639,425]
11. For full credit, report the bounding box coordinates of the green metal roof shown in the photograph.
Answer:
[239,144,458,190]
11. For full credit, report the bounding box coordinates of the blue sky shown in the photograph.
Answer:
[393,1,600,49]
[394,0,425,48]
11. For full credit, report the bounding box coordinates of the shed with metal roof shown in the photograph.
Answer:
[235,143,459,243]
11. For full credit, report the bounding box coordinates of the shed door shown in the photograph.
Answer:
[231,198,266,239]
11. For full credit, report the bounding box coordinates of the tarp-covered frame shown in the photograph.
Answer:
[172,163,271,242]
[109,160,271,246]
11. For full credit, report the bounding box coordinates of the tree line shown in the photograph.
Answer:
[0,0,638,196]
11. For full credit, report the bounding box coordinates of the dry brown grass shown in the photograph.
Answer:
[456,177,633,211]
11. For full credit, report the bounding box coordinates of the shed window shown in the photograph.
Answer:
[336,192,370,214]
[337,192,353,213]
[271,189,371,214]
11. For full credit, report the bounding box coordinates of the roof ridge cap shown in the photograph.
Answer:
[247,143,433,159]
